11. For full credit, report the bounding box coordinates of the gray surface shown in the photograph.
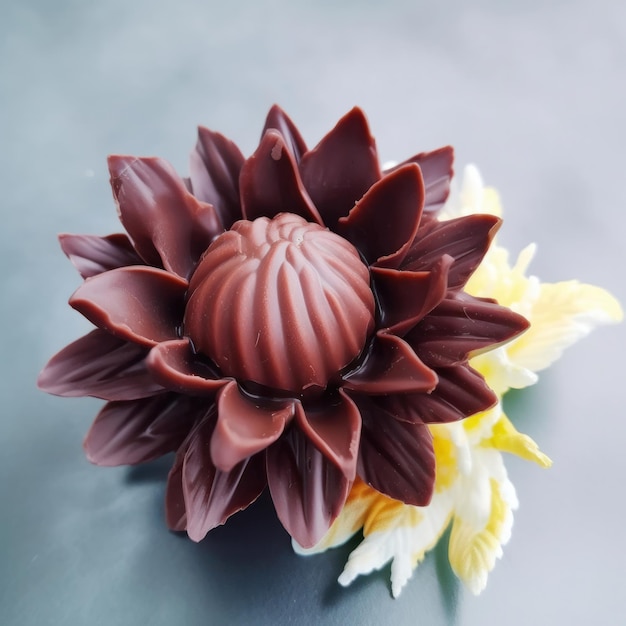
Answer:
[1,1,625,624]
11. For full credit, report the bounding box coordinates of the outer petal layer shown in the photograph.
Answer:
[403,214,501,289]
[342,333,437,395]
[266,426,351,548]
[300,107,381,229]
[239,130,322,224]
[211,381,294,472]
[109,155,222,279]
[182,414,267,542]
[69,266,187,346]
[355,396,435,506]
[146,339,227,395]
[84,393,205,466]
[189,127,245,230]
[295,390,361,480]
[38,329,164,401]
[59,233,143,278]
[338,164,424,267]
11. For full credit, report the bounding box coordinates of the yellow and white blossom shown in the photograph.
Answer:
[294,165,622,597]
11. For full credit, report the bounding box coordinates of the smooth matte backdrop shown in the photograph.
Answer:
[1,1,625,624]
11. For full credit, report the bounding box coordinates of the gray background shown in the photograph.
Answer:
[1,1,625,624]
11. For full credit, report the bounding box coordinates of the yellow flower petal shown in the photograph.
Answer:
[484,413,552,468]
[507,281,623,373]
[448,478,514,595]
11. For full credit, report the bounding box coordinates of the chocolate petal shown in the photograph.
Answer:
[295,390,360,480]
[189,127,245,230]
[266,426,350,548]
[300,107,381,229]
[59,233,143,278]
[83,393,206,466]
[183,413,267,542]
[355,396,435,506]
[109,155,222,279]
[370,255,452,336]
[211,381,294,472]
[386,146,454,212]
[407,293,531,367]
[166,443,188,531]
[146,339,228,396]
[38,329,164,400]
[342,332,437,395]
[69,266,186,347]
[239,130,322,224]
[380,364,497,425]
[262,105,308,163]
[403,214,501,289]
[338,164,424,267]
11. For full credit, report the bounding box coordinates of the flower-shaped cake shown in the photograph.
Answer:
[38,107,529,547]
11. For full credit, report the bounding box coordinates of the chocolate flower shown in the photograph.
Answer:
[38,107,529,547]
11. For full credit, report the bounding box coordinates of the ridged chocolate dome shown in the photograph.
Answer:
[184,213,375,393]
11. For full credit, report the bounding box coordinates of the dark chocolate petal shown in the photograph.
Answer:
[165,443,188,531]
[380,364,498,424]
[342,332,437,395]
[37,329,164,401]
[84,393,206,466]
[146,339,228,396]
[370,255,452,336]
[355,395,435,506]
[239,130,322,224]
[266,426,350,548]
[69,266,186,347]
[402,214,501,289]
[338,164,424,267]
[211,381,294,472]
[407,293,531,367]
[189,127,245,230]
[386,146,454,212]
[59,233,143,278]
[183,413,267,542]
[300,107,381,229]
[109,155,222,279]
[295,390,360,480]
[262,105,308,163]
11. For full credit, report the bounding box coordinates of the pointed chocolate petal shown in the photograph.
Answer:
[166,443,188,531]
[403,214,501,288]
[407,293,530,367]
[109,155,222,279]
[300,108,381,229]
[370,255,451,336]
[189,127,245,230]
[338,164,424,267]
[211,381,293,472]
[381,364,498,425]
[262,105,307,162]
[59,233,143,278]
[342,332,437,395]
[266,426,350,548]
[38,329,164,401]
[183,414,267,541]
[146,339,228,396]
[239,130,322,224]
[355,395,435,506]
[386,146,454,212]
[69,266,186,347]
[295,390,360,480]
[84,393,206,466]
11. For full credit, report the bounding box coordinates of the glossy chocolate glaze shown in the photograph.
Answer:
[38,105,529,548]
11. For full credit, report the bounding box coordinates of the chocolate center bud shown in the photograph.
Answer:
[184,213,375,394]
